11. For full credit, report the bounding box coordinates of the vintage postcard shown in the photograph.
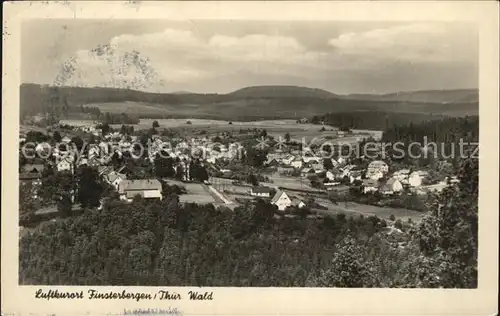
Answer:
[2,1,499,315]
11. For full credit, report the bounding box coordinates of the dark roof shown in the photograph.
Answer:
[251,186,274,194]
[22,164,45,173]
[362,179,380,187]
[118,179,162,194]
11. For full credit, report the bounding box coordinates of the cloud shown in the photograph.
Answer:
[54,23,477,92]
[327,23,476,64]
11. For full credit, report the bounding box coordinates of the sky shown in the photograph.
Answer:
[21,20,478,94]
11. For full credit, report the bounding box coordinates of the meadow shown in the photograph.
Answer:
[58,117,382,143]
[165,180,216,205]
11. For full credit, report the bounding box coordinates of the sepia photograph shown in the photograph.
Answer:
[17,18,481,288]
[2,2,498,315]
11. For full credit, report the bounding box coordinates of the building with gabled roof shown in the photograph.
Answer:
[271,190,292,211]
[118,179,162,202]
[250,186,275,198]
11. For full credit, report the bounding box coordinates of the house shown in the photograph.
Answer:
[265,158,280,167]
[341,164,357,177]
[366,160,388,180]
[271,190,292,211]
[290,159,303,169]
[366,170,384,180]
[56,157,74,173]
[61,136,71,143]
[118,179,162,202]
[367,160,389,173]
[277,166,295,174]
[349,170,363,183]
[362,179,380,194]
[301,168,315,177]
[379,178,403,195]
[295,200,306,209]
[250,186,274,198]
[105,171,127,190]
[77,158,88,167]
[310,161,324,172]
[326,170,343,182]
[22,164,45,174]
[393,169,411,181]
[282,155,296,166]
[324,181,341,190]
[409,171,429,187]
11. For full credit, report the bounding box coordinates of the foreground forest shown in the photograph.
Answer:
[19,156,478,288]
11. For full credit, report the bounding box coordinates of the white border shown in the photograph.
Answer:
[2,2,499,315]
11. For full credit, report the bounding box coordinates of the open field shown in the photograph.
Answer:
[165,180,216,204]
[312,199,424,222]
[59,118,382,142]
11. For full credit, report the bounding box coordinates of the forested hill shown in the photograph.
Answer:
[19,156,478,287]
[229,85,339,99]
[382,116,479,143]
[344,89,478,104]
[20,83,478,121]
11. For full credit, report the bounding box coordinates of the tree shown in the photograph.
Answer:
[154,153,175,178]
[186,121,192,125]
[100,123,111,135]
[175,165,185,180]
[152,120,160,128]
[26,131,49,143]
[57,194,73,217]
[52,131,62,143]
[76,166,104,208]
[284,133,291,143]
[247,174,259,186]
[323,158,334,170]
[414,156,478,287]
[310,235,379,287]
[71,136,84,152]
[244,146,267,168]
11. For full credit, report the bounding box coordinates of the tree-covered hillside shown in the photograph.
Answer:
[20,156,478,287]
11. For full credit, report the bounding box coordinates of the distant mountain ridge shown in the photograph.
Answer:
[229,85,339,99]
[20,83,479,121]
[344,89,478,104]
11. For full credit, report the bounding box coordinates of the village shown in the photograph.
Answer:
[19,119,460,224]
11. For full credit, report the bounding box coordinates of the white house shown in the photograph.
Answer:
[409,171,429,187]
[362,179,380,194]
[379,178,403,195]
[118,179,162,202]
[106,171,127,190]
[367,160,389,173]
[271,190,292,211]
[61,136,71,143]
[366,170,384,180]
[56,157,74,173]
[282,155,296,165]
[393,169,411,181]
[250,186,274,198]
[341,164,357,177]
[366,160,388,180]
[349,171,363,184]
[290,159,303,169]
[303,156,321,164]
